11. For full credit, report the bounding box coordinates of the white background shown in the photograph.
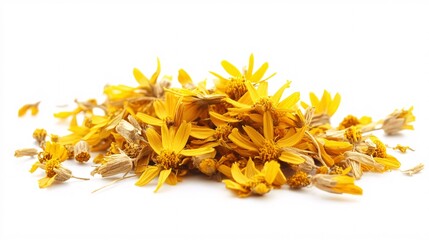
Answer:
[1,1,429,240]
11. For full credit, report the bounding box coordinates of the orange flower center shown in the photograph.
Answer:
[259,140,280,162]
[156,150,180,169]
[225,77,247,100]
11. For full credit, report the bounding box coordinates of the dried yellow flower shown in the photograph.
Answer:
[91,151,134,177]
[338,115,360,130]
[382,107,415,135]
[287,171,310,189]
[33,128,47,145]
[74,140,91,162]
[223,158,284,197]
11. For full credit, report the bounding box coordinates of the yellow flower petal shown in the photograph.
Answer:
[244,158,259,178]
[327,93,341,116]
[271,81,292,104]
[29,161,40,173]
[374,155,401,170]
[222,179,248,192]
[190,125,216,139]
[309,92,320,108]
[224,98,252,109]
[317,90,331,114]
[276,127,306,148]
[245,54,254,80]
[38,176,56,188]
[301,101,310,110]
[218,164,232,179]
[165,172,178,185]
[323,139,353,155]
[221,60,242,77]
[18,104,30,117]
[133,67,150,88]
[242,126,265,147]
[245,81,260,104]
[231,163,251,186]
[30,105,39,116]
[228,128,258,152]
[154,168,172,192]
[53,110,76,119]
[250,62,268,82]
[172,122,191,152]
[278,92,300,110]
[136,112,163,127]
[180,147,214,157]
[273,170,287,186]
[165,92,180,120]
[209,111,240,126]
[146,128,162,155]
[263,111,274,140]
[248,113,263,123]
[149,57,161,84]
[317,140,335,167]
[161,124,172,150]
[153,100,168,120]
[278,151,305,165]
[262,161,280,185]
[135,166,161,187]
[178,69,193,87]
[261,72,277,82]
[210,71,228,82]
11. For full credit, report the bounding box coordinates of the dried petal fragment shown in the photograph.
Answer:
[14,148,38,157]
[401,163,424,176]
[18,101,40,117]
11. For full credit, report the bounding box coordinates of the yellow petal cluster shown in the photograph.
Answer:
[15,55,418,197]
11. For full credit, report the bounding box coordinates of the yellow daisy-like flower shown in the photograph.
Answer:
[136,92,184,127]
[225,80,300,117]
[165,69,226,122]
[222,158,284,197]
[228,111,306,165]
[301,90,341,127]
[211,54,276,100]
[135,122,214,192]
[30,142,83,188]
[59,109,125,150]
[104,58,165,101]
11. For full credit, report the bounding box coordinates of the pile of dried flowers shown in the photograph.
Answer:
[15,55,422,197]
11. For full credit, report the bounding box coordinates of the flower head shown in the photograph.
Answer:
[211,54,275,100]
[311,174,363,195]
[301,90,341,127]
[382,107,415,135]
[228,111,306,165]
[135,122,214,192]
[30,142,87,188]
[222,158,284,197]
